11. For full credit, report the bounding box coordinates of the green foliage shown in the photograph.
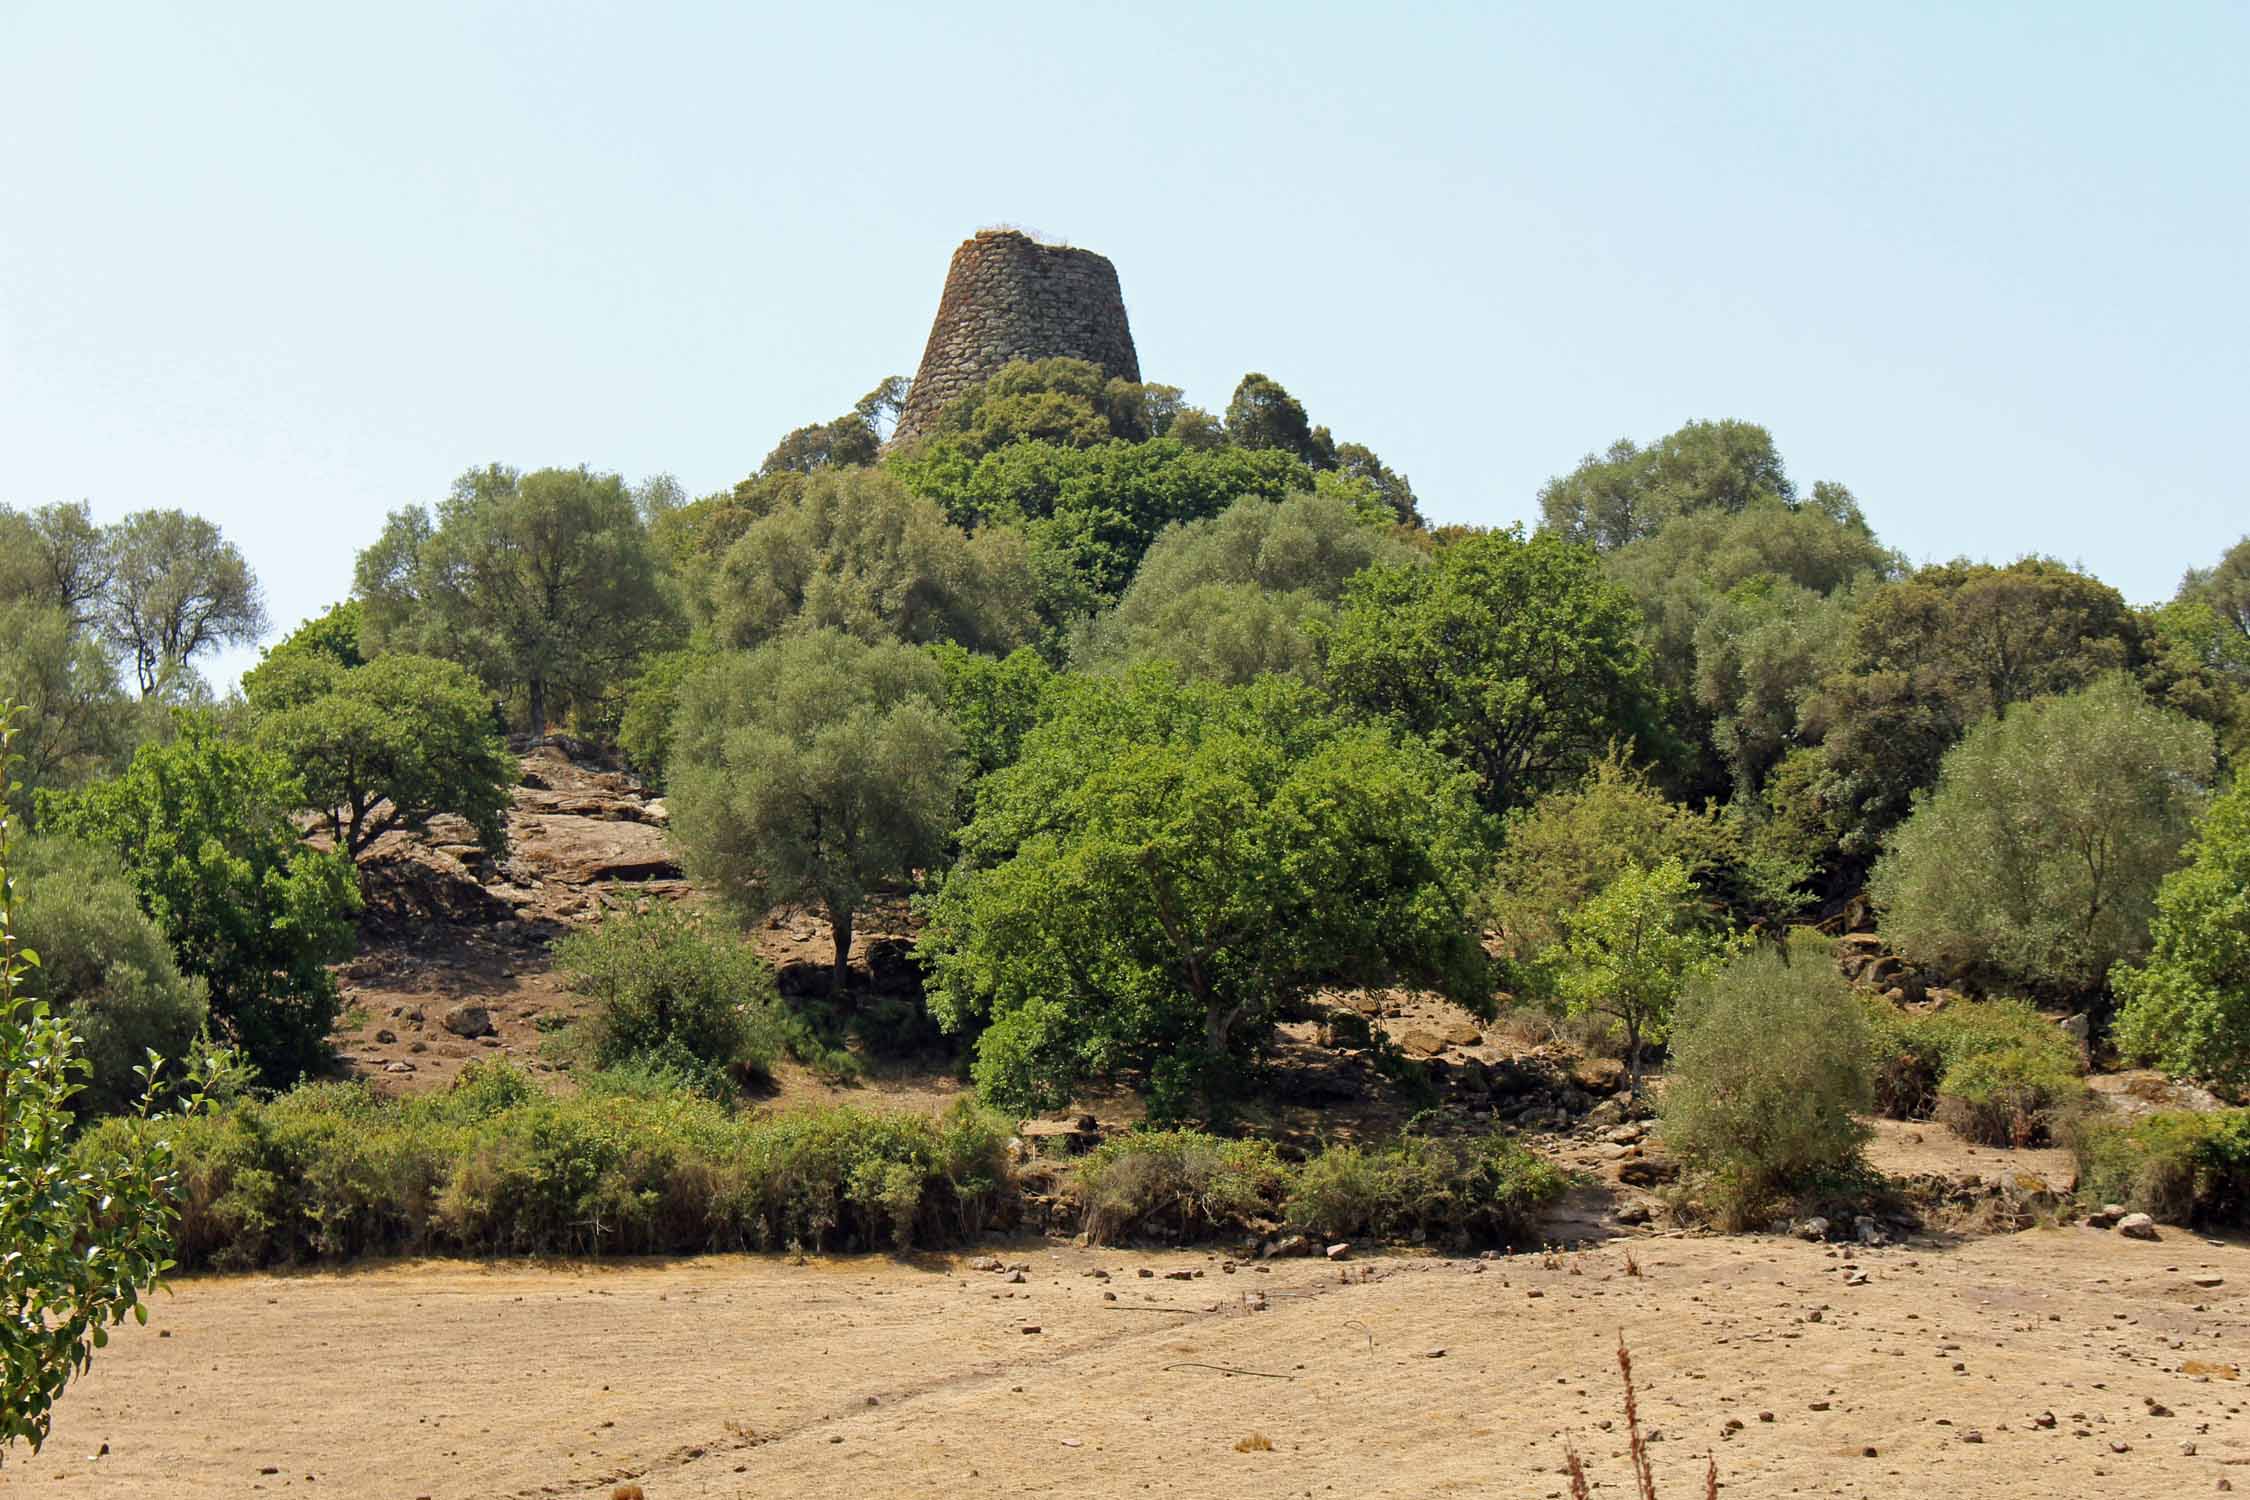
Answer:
[0,501,112,627]
[1223,372,1335,469]
[354,464,678,732]
[708,467,1037,655]
[88,1067,1017,1263]
[0,601,134,806]
[922,670,1494,1118]
[554,907,786,1096]
[2113,774,2250,1089]
[12,837,208,1115]
[924,358,1194,459]
[1538,420,1821,553]
[98,509,267,696]
[1812,558,2174,857]
[757,375,906,476]
[0,705,184,1462]
[669,632,962,995]
[247,651,514,858]
[1075,488,1424,685]
[1284,1133,1565,1244]
[1549,858,1743,1089]
[1660,942,1873,1227]
[615,645,721,786]
[1860,995,2084,1139]
[887,436,1310,617]
[1871,675,2213,1000]
[1321,525,1656,815]
[2070,1108,2250,1225]
[238,601,365,704]
[41,714,361,1085]
[927,642,1055,820]
[1074,1130,1290,1243]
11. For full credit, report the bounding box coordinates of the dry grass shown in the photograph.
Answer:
[1562,1336,1717,1500]
[1234,1433,1275,1453]
[610,1486,645,1500]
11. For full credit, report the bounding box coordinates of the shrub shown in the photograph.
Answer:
[13,836,207,1115]
[84,1064,1018,1266]
[1073,1130,1290,1243]
[1659,943,1873,1228]
[553,907,786,1095]
[1285,1134,1565,1245]
[1862,996,2084,1139]
[2071,1109,2250,1224]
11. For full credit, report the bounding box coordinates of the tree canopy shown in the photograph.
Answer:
[2113,772,2250,1089]
[1321,526,1656,814]
[99,509,267,696]
[921,669,1494,1118]
[354,464,677,732]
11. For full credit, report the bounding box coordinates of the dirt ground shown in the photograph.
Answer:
[9,1226,2246,1500]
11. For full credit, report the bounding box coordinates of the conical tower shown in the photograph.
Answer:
[892,229,1140,445]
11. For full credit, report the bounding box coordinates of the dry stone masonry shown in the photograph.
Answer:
[891,228,1140,445]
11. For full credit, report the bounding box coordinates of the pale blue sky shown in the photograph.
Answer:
[3,3,2244,688]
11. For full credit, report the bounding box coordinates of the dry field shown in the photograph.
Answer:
[6,1226,2246,1499]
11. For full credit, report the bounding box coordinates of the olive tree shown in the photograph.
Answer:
[100,509,267,696]
[354,465,677,731]
[1872,675,2213,1000]
[667,631,962,998]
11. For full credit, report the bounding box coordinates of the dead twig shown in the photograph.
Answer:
[1162,1362,1296,1380]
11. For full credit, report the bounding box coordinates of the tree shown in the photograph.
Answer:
[1320,526,1657,814]
[1224,373,1335,468]
[2180,535,2250,650]
[1661,940,1873,1226]
[758,375,908,476]
[1810,557,2171,857]
[239,602,366,705]
[100,509,266,696]
[1691,575,1863,803]
[247,651,514,858]
[1549,858,1741,1093]
[927,642,1056,806]
[1537,419,1811,552]
[41,714,361,1084]
[923,358,1181,458]
[708,467,1038,655]
[668,632,962,998]
[354,465,677,732]
[0,705,183,1461]
[2113,774,2250,1089]
[0,502,112,627]
[1871,675,2213,1001]
[1075,488,1426,685]
[0,602,134,806]
[13,836,207,1115]
[920,670,1494,1118]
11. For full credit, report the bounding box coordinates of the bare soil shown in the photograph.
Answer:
[9,1227,2247,1499]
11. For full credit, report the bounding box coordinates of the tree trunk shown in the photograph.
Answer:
[528,674,548,734]
[1624,1023,1643,1097]
[829,903,853,1004]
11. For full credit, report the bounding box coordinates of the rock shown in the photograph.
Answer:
[2087,1204,2126,1229]
[773,959,834,999]
[2193,1275,2225,1288]
[1399,1029,1447,1058]
[373,1029,397,1044]
[2117,1213,2161,1241]
[1326,1243,1352,1261]
[1795,1217,1832,1242]
[1617,1158,1679,1187]
[1614,1202,1653,1226]
[968,1256,1002,1272]
[1571,1058,1626,1095]
[1439,1021,1482,1047]
[441,1004,495,1039]
[382,1061,416,1075]
[1019,1323,1040,1335]
[1005,1270,1027,1284]
[1854,1216,1888,1247]
[1264,1234,1310,1259]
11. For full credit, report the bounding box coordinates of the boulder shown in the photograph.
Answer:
[1399,1029,1447,1058]
[441,1003,495,1039]
[2116,1212,2161,1241]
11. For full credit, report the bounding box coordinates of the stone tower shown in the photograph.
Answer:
[891,228,1140,446]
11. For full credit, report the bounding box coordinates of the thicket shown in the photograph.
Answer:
[2070,1108,2250,1225]
[553,907,789,1096]
[1860,996,2086,1146]
[2113,772,2250,1089]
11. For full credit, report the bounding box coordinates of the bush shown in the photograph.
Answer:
[1862,996,2084,1140]
[82,1064,1018,1266]
[13,836,207,1114]
[1285,1134,1565,1245]
[1074,1130,1290,1244]
[2071,1109,2250,1225]
[553,907,786,1095]
[1659,942,1873,1227]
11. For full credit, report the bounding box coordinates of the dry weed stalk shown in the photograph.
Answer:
[1559,1335,1718,1499]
